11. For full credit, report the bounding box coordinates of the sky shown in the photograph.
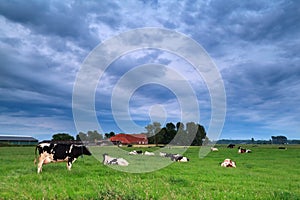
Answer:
[0,0,299,141]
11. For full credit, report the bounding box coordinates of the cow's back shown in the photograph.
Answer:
[52,144,71,160]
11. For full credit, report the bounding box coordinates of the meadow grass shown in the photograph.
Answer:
[0,145,299,199]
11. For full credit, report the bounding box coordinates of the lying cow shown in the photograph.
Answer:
[129,150,143,155]
[278,146,287,150]
[238,146,252,153]
[220,158,236,168]
[144,151,155,156]
[173,156,189,162]
[163,153,179,158]
[210,147,219,152]
[162,153,189,162]
[159,152,167,157]
[102,154,129,166]
[34,141,92,173]
[227,144,235,148]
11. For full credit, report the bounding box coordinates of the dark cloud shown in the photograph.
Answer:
[0,1,122,48]
[177,0,300,54]
[0,1,47,24]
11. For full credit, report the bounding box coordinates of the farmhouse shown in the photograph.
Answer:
[0,135,38,145]
[110,133,148,145]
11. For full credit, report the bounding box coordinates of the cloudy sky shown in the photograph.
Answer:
[0,0,299,141]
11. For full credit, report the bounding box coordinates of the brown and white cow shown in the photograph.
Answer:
[220,158,236,168]
[34,141,91,173]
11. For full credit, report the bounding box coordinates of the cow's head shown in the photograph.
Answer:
[102,153,109,164]
[82,146,92,155]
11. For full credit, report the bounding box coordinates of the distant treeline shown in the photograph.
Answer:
[216,139,300,145]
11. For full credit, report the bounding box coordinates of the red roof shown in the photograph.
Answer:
[110,134,148,145]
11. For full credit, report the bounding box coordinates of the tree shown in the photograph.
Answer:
[166,122,176,131]
[145,122,162,146]
[175,122,207,146]
[146,121,208,146]
[172,126,187,145]
[52,133,74,141]
[164,122,176,144]
[153,122,161,133]
[105,131,115,139]
[109,131,115,138]
[153,122,161,146]
[87,130,103,142]
[76,132,88,141]
[145,124,154,136]
[155,128,165,145]
[176,122,185,131]
[186,122,198,144]
[191,124,206,146]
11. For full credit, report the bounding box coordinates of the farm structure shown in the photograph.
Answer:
[109,133,148,145]
[0,135,38,145]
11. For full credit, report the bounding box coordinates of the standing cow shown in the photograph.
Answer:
[34,141,92,173]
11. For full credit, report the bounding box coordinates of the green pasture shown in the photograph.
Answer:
[0,145,299,199]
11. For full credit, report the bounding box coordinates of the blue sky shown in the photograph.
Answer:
[0,0,299,141]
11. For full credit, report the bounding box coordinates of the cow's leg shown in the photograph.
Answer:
[37,156,44,174]
[37,153,53,173]
[67,158,76,170]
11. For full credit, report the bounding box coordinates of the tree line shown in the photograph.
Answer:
[51,121,208,146]
[145,121,208,146]
[51,130,115,142]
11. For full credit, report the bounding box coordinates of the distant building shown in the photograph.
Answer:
[271,136,287,144]
[0,135,38,145]
[109,133,148,145]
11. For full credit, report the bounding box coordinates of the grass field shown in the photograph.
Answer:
[0,145,299,199]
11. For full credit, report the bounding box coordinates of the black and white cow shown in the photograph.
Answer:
[173,155,189,162]
[34,141,92,173]
[159,152,167,157]
[161,152,189,162]
[128,150,143,155]
[227,144,235,148]
[102,154,129,166]
[238,146,252,153]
